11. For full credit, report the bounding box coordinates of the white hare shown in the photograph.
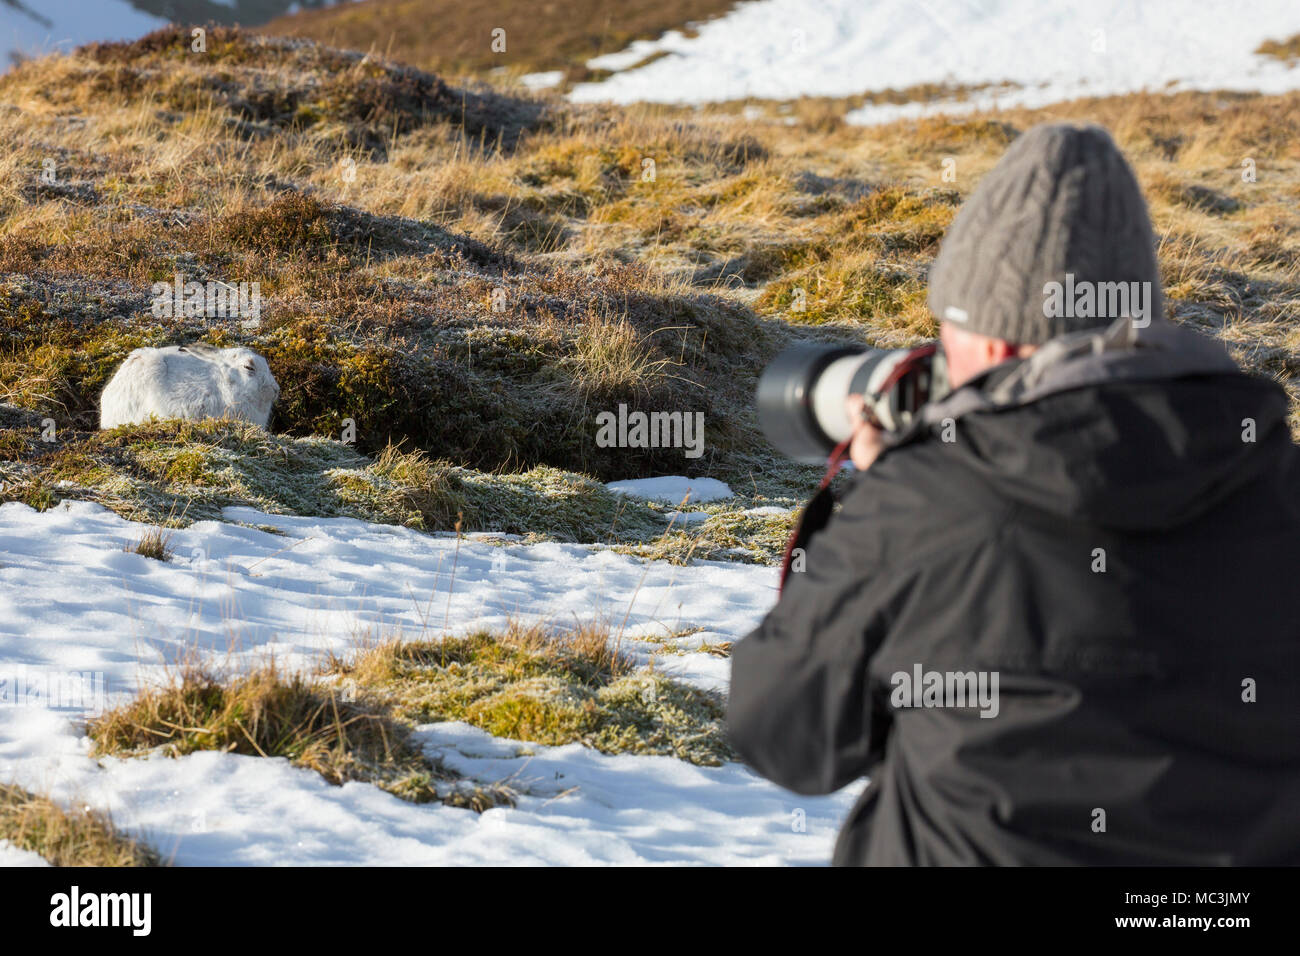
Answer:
[99,344,280,429]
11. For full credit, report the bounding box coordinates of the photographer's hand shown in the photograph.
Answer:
[845,395,885,470]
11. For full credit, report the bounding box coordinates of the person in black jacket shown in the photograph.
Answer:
[727,122,1300,865]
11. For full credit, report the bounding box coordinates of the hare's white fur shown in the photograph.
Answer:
[99,344,279,429]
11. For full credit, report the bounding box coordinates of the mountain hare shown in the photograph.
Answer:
[99,344,280,429]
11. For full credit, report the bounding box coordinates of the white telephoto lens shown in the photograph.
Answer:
[810,351,879,443]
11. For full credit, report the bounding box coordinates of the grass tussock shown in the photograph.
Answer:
[87,620,733,808]
[617,506,800,565]
[568,311,680,399]
[87,660,511,809]
[0,783,161,866]
[0,416,666,535]
[1256,34,1300,63]
[126,524,174,561]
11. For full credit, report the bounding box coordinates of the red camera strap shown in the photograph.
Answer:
[778,436,852,593]
[870,341,938,407]
[776,342,937,593]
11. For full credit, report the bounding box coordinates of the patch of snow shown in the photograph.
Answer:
[567,0,1300,123]
[519,70,565,90]
[0,839,49,866]
[17,725,859,866]
[662,510,713,525]
[0,500,862,865]
[606,476,733,503]
[586,31,691,72]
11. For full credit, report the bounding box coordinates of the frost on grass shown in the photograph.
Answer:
[332,622,734,766]
[0,417,799,561]
[0,418,653,534]
[616,507,799,565]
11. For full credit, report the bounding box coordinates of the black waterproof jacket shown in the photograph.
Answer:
[728,320,1300,865]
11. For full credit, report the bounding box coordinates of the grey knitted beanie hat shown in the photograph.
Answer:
[927,123,1164,345]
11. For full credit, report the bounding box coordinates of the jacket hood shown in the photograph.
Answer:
[906,318,1293,530]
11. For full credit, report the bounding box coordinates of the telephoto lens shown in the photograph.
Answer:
[756,343,948,463]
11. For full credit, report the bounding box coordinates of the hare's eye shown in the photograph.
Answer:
[244,362,255,371]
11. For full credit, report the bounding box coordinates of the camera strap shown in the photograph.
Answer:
[778,436,853,593]
[776,344,940,592]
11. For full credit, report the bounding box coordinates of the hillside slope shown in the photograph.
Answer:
[1,26,1297,543]
[0,27,815,528]
[260,0,738,84]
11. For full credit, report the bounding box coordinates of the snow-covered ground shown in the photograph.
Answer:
[0,498,860,865]
[569,0,1300,123]
[0,839,48,866]
[7,1,1299,121]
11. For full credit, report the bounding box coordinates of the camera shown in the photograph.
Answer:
[757,343,949,463]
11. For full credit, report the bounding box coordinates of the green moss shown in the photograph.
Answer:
[0,432,32,460]
[465,679,601,744]
[157,448,215,484]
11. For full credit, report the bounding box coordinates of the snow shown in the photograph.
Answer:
[519,70,565,90]
[51,723,854,865]
[0,499,862,865]
[0,839,49,866]
[743,506,792,516]
[586,31,694,72]
[662,510,713,525]
[605,476,734,503]
[568,0,1300,123]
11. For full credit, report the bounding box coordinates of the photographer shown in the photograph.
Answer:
[728,123,1300,865]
